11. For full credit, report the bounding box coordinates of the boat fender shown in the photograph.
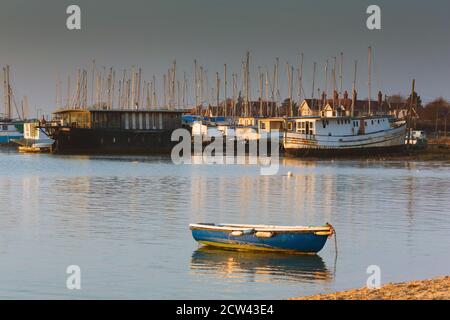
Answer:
[255,231,274,238]
[315,223,335,237]
[231,229,254,237]
[314,231,333,236]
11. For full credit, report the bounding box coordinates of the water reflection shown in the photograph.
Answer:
[190,247,332,283]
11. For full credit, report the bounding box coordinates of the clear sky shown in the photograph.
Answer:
[1,0,450,115]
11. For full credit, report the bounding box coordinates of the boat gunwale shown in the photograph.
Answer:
[189,223,332,233]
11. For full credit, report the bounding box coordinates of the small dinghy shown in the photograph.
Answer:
[189,223,335,254]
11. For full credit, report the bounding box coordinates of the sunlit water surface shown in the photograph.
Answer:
[0,149,449,299]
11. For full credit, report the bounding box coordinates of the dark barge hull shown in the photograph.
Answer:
[49,127,178,154]
[284,144,407,158]
[194,138,283,156]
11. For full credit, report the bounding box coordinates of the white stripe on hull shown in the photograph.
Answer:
[284,123,406,150]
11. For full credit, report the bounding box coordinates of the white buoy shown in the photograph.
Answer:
[287,171,293,177]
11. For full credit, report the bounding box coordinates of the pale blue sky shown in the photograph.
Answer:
[1,0,449,115]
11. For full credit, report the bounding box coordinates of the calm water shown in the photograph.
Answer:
[0,149,449,299]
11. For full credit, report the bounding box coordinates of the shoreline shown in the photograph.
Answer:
[1,144,449,161]
[291,276,450,300]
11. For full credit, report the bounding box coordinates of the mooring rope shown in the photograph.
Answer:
[332,226,338,276]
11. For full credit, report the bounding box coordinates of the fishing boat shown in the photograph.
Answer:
[189,223,334,254]
[284,47,409,156]
[284,115,407,156]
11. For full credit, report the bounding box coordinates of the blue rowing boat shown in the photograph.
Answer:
[189,223,334,254]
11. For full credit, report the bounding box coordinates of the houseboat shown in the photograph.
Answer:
[0,121,23,146]
[41,108,186,154]
[284,114,407,156]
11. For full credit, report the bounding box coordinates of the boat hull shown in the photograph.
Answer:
[0,135,23,145]
[284,122,407,157]
[190,225,332,254]
[46,127,177,154]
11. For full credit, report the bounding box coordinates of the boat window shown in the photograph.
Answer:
[2,125,7,131]
[288,122,293,131]
[260,122,266,130]
[371,120,374,125]
[365,121,368,126]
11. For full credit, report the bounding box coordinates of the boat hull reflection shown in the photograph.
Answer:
[190,247,332,283]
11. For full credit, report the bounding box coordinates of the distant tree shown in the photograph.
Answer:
[388,94,405,104]
[420,97,450,120]
[406,91,422,108]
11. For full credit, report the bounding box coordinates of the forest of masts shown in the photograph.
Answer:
[55,49,371,118]
[2,65,29,120]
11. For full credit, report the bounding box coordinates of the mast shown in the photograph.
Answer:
[75,69,81,109]
[137,67,142,109]
[352,60,358,117]
[224,64,227,117]
[171,60,176,109]
[56,72,61,109]
[259,66,263,117]
[91,59,95,107]
[67,75,71,109]
[111,70,115,109]
[339,52,343,106]
[194,60,199,114]
[265,68,269,117]
[131,66,135,108]
[324,59,328,108]
[368,46,372,115]
[152,75,157,108]
[299,52,304,108]
[84,69,88,109]
[311,62,316,112]
[406,79,415,148]
[216,72,220,117]
[183,71,187,109]
[23,96,29,120]
[274,57,280,116]
[163,74,167,108]
[271,61,276,117]
[199,66,204,110]
[245,51,250,116]
[232,73,237,118]
[286,63,293,118]
[332,56,337,109]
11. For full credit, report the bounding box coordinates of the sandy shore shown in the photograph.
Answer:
[292,276,450,300]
